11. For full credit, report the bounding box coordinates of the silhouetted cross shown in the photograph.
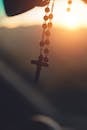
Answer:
[31,59,48,82]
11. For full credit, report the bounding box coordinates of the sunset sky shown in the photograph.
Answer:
[1,0,87,29]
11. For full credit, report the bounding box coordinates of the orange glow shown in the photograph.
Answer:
[1,0,87,29]
[53,0,87,29]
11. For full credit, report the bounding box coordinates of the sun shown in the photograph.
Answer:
[58,11,80,29]
[53,0,87,29]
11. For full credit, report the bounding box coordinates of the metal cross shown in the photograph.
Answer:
[31,59,48,83]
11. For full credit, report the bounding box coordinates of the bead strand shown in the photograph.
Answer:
[40,1,54,64]
[67,0,72,12]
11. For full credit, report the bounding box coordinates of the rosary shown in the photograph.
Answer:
[31,0,72,83]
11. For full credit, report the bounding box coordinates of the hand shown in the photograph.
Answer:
[82,0,87,3]
[4,0,50,16]
[35,0,50,7]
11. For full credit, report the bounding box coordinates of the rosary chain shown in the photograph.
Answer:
[67,0,72,12]
[39,0,55,63]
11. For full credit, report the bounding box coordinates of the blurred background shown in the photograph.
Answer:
[1,0,87,125]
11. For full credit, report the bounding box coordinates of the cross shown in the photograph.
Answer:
[31,59,48,83]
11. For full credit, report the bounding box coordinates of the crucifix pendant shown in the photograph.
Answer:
[31,57,48,82]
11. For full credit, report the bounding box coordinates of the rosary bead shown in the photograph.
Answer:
[39,54,43,61]
[44,15,48,21]
[48,22,52,28]
[40,41,45,47]
[45,30,51,36]
[68,0,72,4]
[45,7,50,13]
[44,56,49,62]
[49,13,53,19]
[44,48,49,54]
[67,7,71,12]
[45,39,50,45]
[42,23,47,29]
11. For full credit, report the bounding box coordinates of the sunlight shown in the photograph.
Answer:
[53,0,87,29]
[61,14,79,29]
[1,0,87,29]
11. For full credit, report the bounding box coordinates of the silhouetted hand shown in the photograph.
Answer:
[82,0,87,3]
[4,0,49,16]
[35,0,49,7]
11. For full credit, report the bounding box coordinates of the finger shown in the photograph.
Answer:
[82,0,87,3]
[37,0,50,7]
